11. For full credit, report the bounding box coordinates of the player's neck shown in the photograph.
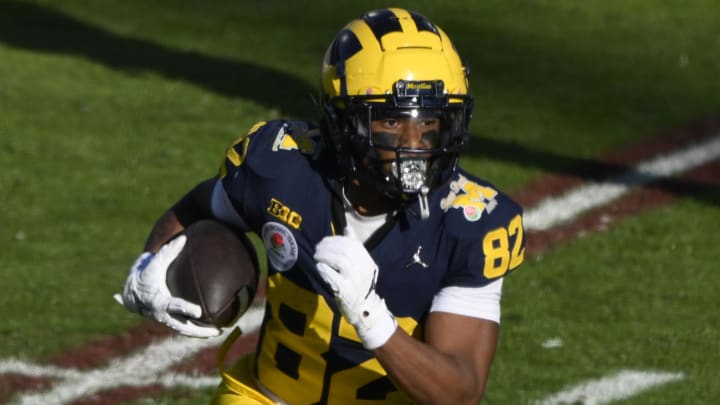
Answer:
[343,178,397,217]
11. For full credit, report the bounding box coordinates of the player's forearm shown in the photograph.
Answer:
[142,177,217,253]
[142,209,185,253]
[374,329,487,404]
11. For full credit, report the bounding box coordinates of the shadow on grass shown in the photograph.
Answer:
[0,1,716,206]
[0,0,317,119]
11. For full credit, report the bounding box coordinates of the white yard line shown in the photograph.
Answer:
[536,369,685,405]
[1,305,264,405]
[524,134,720,231]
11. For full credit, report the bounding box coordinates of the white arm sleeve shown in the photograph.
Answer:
[429,278,504,324]
[210,179,249,230]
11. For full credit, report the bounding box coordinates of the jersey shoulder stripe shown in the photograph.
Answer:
[220,120,322,180]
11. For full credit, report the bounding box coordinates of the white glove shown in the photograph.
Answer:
[114,235,220,338]
[314,236,397,350]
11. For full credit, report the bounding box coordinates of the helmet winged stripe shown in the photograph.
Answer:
[408,11,440,35]
[362,9,403,50]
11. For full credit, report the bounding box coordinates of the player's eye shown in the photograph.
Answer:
[379,119,400,128]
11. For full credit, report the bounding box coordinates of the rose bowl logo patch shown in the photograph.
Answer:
[262,222,298,272]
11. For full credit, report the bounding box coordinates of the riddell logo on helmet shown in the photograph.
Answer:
[406,82,432,90]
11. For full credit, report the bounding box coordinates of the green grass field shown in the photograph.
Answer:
[1,0,718,403]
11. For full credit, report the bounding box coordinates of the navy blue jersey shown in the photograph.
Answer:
[219,120,525,404]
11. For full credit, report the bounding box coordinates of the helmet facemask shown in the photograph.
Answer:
[326,79,472,218]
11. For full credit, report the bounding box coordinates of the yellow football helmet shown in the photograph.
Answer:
[320,8,473,216]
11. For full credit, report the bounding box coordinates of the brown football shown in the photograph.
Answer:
[166,219,259,328]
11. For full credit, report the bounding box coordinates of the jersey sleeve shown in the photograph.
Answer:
[210,178,250,230]
[430,278,504,323]
[444,182,526,288]
[217,120,268,223]
[217,120,323,222]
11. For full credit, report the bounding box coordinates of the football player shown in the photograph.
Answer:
[116,8,525,404]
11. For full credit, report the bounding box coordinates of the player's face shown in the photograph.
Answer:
[370,113,440,168]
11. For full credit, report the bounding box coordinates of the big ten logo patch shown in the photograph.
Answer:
[267,198,302,229]
[440,174,498,221]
